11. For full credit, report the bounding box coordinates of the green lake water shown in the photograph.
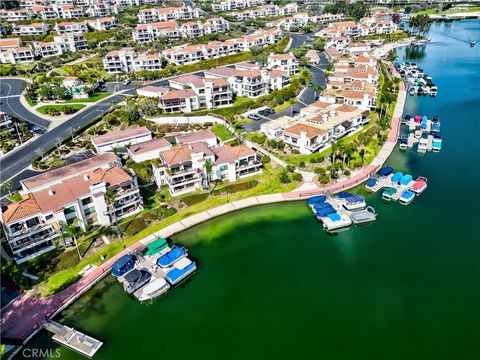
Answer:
[19,20,480,360]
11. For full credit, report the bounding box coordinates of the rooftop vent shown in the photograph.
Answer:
[48,189,55,196]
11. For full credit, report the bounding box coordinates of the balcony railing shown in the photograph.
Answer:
[236,160,262,171]
[10,229,60,252]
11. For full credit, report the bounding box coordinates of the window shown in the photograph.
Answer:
[84,207,96,216]
[64,206,77,216]
[45,214,53,221]
[219,165,228,172]
[81,197,92,206]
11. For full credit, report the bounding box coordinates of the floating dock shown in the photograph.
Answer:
[43,321,103,357]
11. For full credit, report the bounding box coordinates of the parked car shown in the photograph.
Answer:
[308,81,313,87]
[265,108,275,115]
[248,114,261,121]
[122,79,131,86]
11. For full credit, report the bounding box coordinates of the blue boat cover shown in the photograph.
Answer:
[422,115,428,122]
[346,195,365,204]
[431,124,441,132]
[337,191,353,199]
[400,174,413,185]
[327,213,341,221]
[315,206,336,217]
[166,262,196,284]
[366,178,377,187]
[421,122,427,129]
[377,166,393,177]
[157,246,186,267]
[307,195,326,205]
[404,114,411,120]
[314,202,333,211]
[401,190,415,199]
[112,255,135,277]
[391,172,403,183]
[433,133,441,139]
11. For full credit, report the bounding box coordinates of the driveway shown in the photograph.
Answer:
[242,54,329,133]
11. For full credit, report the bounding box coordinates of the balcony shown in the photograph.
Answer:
[10,227,60,253]
[236,159,262,171]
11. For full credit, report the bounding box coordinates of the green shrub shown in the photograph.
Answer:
[299,161,306,168]
[319,174,330,184]
[182,193,209,206]
[121,218,146,237]
[278,169,290,184]
[212,180,259,195]
[162,207,177,218]
[292,173,303,182]
[344,169,351,176]
[286,165,295,173]
[261,155,271,164]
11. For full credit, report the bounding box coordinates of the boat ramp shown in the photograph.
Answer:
[112,238,197,302]
[43,321,103,357]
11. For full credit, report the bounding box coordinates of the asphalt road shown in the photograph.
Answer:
[0,79,50,130]
[0,78,138,185]
[242,54,330,133]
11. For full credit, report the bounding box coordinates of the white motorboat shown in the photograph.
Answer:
[135,277,170,302]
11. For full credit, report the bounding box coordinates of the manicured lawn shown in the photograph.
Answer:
[37,104,86,115]
[36,165,295,296]
[56,92,112,104]
[211,124,233,141]
[274,99,295,112]
[414,6,480,15]
[355,31,410,43]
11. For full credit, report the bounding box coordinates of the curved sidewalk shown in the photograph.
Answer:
[0,83,407,344]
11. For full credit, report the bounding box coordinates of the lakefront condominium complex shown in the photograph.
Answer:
[137,6,199,23]
[162,28,282,65]
[132,18,230,43]
[227,3,297,20]
[0,38,35,64]
[0,154,144,264]
[212,0,266,12]
[151,130,262,196]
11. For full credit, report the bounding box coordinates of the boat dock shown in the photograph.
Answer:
[401,115,442,153]
[406,133,434,151]
[43,321,103,357]
[117,250,170,298]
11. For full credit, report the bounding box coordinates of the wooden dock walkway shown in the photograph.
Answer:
[43,321,103,357]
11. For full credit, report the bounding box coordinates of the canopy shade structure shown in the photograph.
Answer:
[377,166,393,177]
[391,172,404,183]
[307,195,326,206]
[366,178,378,187]
[145,238,168,257]
[337,191,354,199]
[400,174,413,185]
[327,213,341,221]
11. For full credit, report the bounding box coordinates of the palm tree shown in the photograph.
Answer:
[359,148,366,168]
[313,84,323,101]
[204,160,213,188]
[330,141,338,175]
[0,180,13,195]
[60,219,84,260]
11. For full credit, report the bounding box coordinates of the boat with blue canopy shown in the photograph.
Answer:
[112,255,136,277]
[157,246,187,268]
[391,172,403,184]
[307,195,326,208]
[399,190,415,205]
[315,205,336,218]
[377,166,393,177]
[337,191,353,198]
[341,195,366,211]
[321,212,352,231]
[400,174,413,185]
[431,123,440,133]
[165,258,197,285]
[365,178,378,190]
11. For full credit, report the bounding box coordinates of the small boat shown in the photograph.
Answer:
[382,187,397,201]
[112,255,136,277]
[144,238,169,257]
[431,123,440,133]
[429,85,438,96]
[404,114,411,121]
[314,204,336,219]
[391,171,403,184]
[365,177,378,191]
[321,212,352,231]
[399,190,415,205]
[122,268,152,294]
[400,174,413,186]
[341,194,367,211]
[377,166,393,178]
[157,246,187,268]
[418,138,429,152]
[470,40,476,47]
[165,258,197,285]
[411,176,428,195]
[135,277,170,302]
[432,136,442,152]
[414,115,422,124]
[306,195,327,209]
[349,206,377,224]
[414,130,423,139]
[399,138,408,150]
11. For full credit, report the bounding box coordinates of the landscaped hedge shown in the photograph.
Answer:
[212,180,259,195]
[182,193,209,206]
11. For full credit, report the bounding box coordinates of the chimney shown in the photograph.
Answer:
[84,174,89,181]
[48,189,54,196]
